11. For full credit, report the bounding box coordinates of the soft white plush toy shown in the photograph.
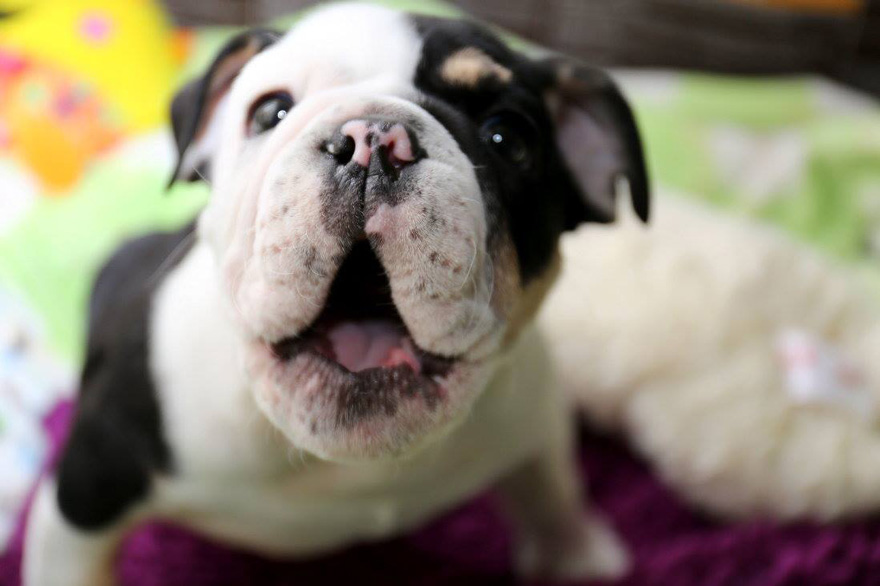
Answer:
[541,190,880,521]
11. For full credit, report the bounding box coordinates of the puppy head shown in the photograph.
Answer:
[169,4,649,462]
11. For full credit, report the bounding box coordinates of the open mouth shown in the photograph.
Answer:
[269,240,456,387]
[255,239,473,454]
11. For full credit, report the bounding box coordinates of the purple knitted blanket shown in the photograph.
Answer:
[2,401,879,586]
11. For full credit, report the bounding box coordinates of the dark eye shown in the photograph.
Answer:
[248,92,294,136]
[480,114,534,169]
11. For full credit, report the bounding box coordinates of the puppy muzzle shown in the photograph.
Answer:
[218,97,503,460]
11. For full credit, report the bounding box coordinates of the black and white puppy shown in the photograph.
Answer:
[23,4,649,584]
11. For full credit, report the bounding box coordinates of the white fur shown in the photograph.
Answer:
[200,3,425,259]
[149,243,281,479]
[24,481,129,586]
[542,190,880,520]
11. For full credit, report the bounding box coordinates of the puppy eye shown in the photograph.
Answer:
[248,92,294,136]
[479,114,534,170]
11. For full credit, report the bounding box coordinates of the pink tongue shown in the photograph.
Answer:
[325,320,422,374]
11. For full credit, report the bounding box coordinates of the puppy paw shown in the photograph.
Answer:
[514,516,630,582]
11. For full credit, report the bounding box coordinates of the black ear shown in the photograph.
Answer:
[542,58,650,225]
[168,28,281,187]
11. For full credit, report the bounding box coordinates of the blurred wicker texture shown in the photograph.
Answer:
[162,0,878,95]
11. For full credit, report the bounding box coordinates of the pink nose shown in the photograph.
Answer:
[332,119,419,171]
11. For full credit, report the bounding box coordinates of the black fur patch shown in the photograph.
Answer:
[410,17,574,283]
[410,15,649,283]
[56,222,195,530]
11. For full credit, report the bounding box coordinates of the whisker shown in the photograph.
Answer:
[193,166,213,186]
[228,263,250,322]
[146,229,197,288]
[458,233,479,290]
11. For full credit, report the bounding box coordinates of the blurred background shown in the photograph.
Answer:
[0,0,879,582]
[167,0,880,97]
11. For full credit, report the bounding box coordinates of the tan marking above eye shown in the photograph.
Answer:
[440,47,513,88]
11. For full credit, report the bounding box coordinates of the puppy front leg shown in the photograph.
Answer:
[496,436,630,581]
[23,479,127,586]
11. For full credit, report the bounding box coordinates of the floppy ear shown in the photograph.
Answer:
[168,28,281,186]
[543,58,650,226]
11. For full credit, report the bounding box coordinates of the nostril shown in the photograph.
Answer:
[380,127,417,169]
[325,134,356,166]
[383,141,407,170]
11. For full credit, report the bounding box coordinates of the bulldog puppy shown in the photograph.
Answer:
[23,4,649,585]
